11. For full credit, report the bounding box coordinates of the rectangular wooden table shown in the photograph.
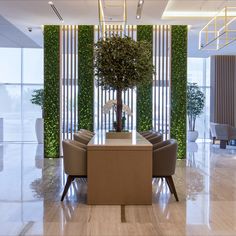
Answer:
[87,131,152,205]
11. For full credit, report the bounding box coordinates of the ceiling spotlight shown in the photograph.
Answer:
[138,0,144,5]
[136,0,144,20]
[48,1,64,22]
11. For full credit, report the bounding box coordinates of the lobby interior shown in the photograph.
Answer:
[0,0,236,236]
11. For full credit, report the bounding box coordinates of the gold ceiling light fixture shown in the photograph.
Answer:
[199,7,236,50]
[48,1,64,23]
[98,0,127,38]
[136,0,144,20]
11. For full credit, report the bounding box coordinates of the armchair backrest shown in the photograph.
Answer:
[139,130,153,136]
[80,129,95,136]
[214,124,230,140]
[148,133,163,144]
[62,140,87,176]
[74,133,90,145]
[78,129,94,138]
[144,132,162,140]
[153,139,177,176]
[69,139,87,150]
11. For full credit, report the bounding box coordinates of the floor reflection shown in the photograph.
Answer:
[0,141,235,235]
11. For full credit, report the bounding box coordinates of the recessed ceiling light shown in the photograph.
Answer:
[48,1,53,5]
[136,15,140,19]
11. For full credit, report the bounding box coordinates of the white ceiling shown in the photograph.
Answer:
[0,15,41,48]
[0,0,235,56]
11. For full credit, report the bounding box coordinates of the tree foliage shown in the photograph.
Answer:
[94,35,154,132]
[94,35,153,91]
[187,82,205,131]
[31,89,44,109]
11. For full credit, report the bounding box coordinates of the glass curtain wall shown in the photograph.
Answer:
[0,48,43,142]
[187,57,211,140]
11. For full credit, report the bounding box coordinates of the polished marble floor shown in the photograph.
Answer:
[0,141,236,235]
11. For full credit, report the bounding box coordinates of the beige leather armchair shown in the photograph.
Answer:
[142,132,160,139]
[139,131,163,145]
[73,132,91,145]
[147,133,163,145]
[80,129,95,136]
[210,122,236,148]
[61,140,87,201]
[139,130,153,136]
[73,130,94,145]
[153,139,179,201]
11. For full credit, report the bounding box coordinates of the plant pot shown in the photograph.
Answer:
[187,130,198,142]
[35,118,44,144]
[0,118,3,142]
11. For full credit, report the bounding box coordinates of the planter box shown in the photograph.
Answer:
[106,131,132,139]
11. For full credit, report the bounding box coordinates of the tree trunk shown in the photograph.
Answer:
[116,89,123,132]
[193,116,196,131]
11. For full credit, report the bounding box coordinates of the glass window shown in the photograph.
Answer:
[0,48,43,142]
[23,49,43,84]
[188,58,204,86]
[22,85,43,142]
[0,85,21,141]
[187,57,211,140]
[0,48,21,83]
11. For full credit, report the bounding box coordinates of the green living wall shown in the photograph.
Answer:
[136,25,153,131]
[44,25,60,158]
[78,25,94,131]
[170,25,188,159]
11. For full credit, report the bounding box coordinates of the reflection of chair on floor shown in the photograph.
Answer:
[153,139,179,201]
[210,122,236,148]
[61,140,87,201]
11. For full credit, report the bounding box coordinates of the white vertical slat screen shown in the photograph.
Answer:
[152,25,171,140]
[60,25,171,139]
[61,25,79,140]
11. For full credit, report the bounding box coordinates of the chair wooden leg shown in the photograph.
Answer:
[61,175,74,201]
[166,176,179,202]
[165,177,173,193]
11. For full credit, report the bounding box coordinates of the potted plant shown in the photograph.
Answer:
[102,99,132,131]
[31,89,44,144]
[187,82,205,142]
[94,35,153,132]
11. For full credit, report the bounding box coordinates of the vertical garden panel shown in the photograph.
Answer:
[136,25,153,131]
[78,25,94,131]
[44,25,60,158]
[170,25,188,159]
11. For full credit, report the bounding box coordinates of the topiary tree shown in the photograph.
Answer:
[94,35,153,132]
[187,83,205,131]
